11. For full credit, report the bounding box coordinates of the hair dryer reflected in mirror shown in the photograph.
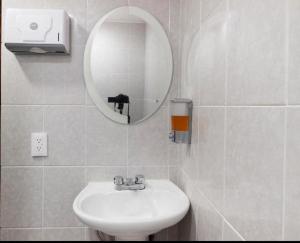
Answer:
[108,94,131,124]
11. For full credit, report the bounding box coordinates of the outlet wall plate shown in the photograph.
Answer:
[31,132,48,157]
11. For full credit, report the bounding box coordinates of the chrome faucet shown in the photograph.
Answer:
[114,175,146,191]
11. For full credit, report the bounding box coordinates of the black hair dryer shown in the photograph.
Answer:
[108,94,130,123]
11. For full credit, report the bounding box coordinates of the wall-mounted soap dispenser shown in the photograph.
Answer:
[169,99,193,144]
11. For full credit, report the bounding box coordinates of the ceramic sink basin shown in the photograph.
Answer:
[73,180,190,241]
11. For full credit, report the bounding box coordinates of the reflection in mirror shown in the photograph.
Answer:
[85,7,173,124]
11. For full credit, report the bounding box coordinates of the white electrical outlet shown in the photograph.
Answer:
[31,133,48,157]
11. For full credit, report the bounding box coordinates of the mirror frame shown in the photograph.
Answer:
[84,6,173,125]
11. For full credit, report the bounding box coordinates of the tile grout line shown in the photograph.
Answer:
[1,104,88,107]
[167,106,170,180]
[167,0,171,182]
[195,1,202,239]
[1,165,170,169]
[222,0,230,240]
[126,0,130,179]
[126,125,129,178]
[42,106,45,240]
[178,0,182,99]
[282,106,288,241]
[2,227,87,230]
[84,103,88,189]
[5,104,300,108]
[181,168,246,241]
[84,0,89,178]
[168,0,171,35]
[195,107,201,241]
[282,0,290,240]
[222,217,245,241]
[285,0,290,107]
[221,219,225,241]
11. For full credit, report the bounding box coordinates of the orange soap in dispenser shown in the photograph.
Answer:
[169,98,193,144]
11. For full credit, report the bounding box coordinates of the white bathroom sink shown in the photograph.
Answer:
[73,180,190,241]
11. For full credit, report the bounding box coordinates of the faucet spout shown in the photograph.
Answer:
[113,175,146,191]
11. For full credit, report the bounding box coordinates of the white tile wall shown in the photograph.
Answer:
[225,108,284,240]
[86,167,127,182]
[176,0,300,241]
[1,229,43,241]
[86,107,127,166]
[43,228,86,241]
[3,0,300,241]
[227,0,286,105]
[86,0,128,32]
[196,193,223,241]
[1,46,45,105]
[1,44,86,105]
[181,107,199,181]
[44,106,85,166]
[285,108,300,240]
[201,0,224,22]
[288,0,300,105]
[43,167,85,227]
[1,106,44,166]
[128,108,168,166]
[128,0,170,33]
[180,0,201,105]
[1,0,180,241]
[1,167,43,228]
[198,1,227,105]
[197,107,225,211]
[222,221,244,241]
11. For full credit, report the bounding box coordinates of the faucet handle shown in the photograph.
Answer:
[135,175,145,184]
[114,176,124,185]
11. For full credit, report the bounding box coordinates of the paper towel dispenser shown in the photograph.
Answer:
[4,9,70,54]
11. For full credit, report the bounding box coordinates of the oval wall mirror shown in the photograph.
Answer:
[84,7,173,125]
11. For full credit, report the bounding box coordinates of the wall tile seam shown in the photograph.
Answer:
[126,114,129,178]
[41,106,45,229]
[168,0,171,34]
[41,159,45,229]
[282,0,290,239]
[222,104,228,242]
[5,104,300,108]
[1,227,88,241]
[1,162,87,167]
[192,104,286,239]
[84,0,88,33]
[84,223,88,240]
[1,105,87,108]
[1,226,87,230]
[221,219,225,241]
[178,0,183,99]
[180,168,246,241]
[41,227,86,241]
[128,162,169,166]
[282,107,288,241]
[285,0,290,107]
[194,105,298,108]
[1,165,170,169]
[84,105,88,194]
[222,1,229,240]
[168,166,178,180]
[222,218,245,241]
